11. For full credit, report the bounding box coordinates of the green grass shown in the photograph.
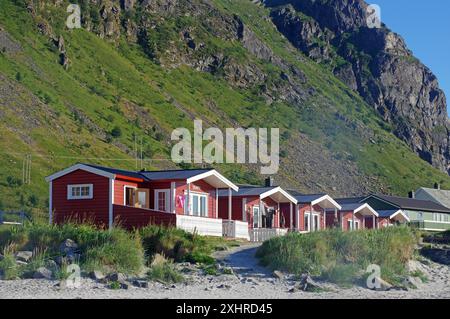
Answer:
[138,224,240,265]
[256,227,418,286]
[0,222,144,276]
[0,222,237,279]
[147,254,184,284]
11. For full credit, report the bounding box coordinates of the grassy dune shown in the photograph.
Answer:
[256,227,418,285]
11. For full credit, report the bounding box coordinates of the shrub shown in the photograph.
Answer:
[110,126,122,138]
[147,254,184,284]
[0,223,144,276]
[256,227,417,285]
[0,245,20,280]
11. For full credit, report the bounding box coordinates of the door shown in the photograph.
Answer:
[253,206,260,229]
[155,190,170,212]
[313,214,320,231]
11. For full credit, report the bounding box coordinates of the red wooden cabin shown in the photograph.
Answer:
[46,163,238,236]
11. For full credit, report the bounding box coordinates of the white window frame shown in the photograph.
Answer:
[67,184,93,200]
[305,211,320,232]
[124,185,137,206]
[253,206,260,228]
[347,220,353,231]
[190,192,208,217]
[155,189,170,213]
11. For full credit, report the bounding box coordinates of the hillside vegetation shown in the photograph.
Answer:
[0,0,449,219]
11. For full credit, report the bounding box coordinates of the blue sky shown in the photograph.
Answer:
[369,0,450,113]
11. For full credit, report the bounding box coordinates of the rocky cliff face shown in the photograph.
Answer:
[266,0,450,173]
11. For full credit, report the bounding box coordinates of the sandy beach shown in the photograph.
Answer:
[1,244,449,299]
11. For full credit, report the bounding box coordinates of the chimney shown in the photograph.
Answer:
[265,176,274,187]
[434,182,441,190]
[408,191,415,199]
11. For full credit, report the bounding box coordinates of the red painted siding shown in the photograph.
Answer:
[52,169,110,228]
[218,195,284,229]
[113,205,176,230]
[114,179,139,205]
[340,211,364,231]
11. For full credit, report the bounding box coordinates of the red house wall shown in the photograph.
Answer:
[52,169,110,227]
[114,179,139,205]
[297,204,326,231]
[340,211,364,231]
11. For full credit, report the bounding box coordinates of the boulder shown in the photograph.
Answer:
[33,267,53,280]
[273,270,285,280]
[107,272,126,282]
[373,277,393,291]
[403,276,422,289]
[59,239,78,255]
[298,274,321,292]
[89,270,105,282]
[15,251,33,263]
[133,280,149,288]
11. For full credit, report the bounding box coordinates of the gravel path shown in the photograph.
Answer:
[1,243,450,299]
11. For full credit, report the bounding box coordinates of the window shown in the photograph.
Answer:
[354,220,360,230]
[304,213,310,232]
[313,214,319,231]
[125,187,136,206]
[190,193,208,217]
[347,220,353,230]
[155,190,170,212]
[68,184,93,200]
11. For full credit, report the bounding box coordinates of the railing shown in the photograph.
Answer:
[176,215,223,237]
[0,211,26,226]
[249,228,288,242]
[113,205,176,230]
[222,220,250,240]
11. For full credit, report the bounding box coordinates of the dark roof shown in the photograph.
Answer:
[140,168,213,181]
[218,186,276,197]
[339,203,365,211]
[83,163,147,180]
[287,190,327,203]
[377,210,401,218]
[82,164,214,181]
[367,194,450,213]
[336,197,367,205]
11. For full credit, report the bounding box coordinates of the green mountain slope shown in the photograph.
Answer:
[0,0,449,218]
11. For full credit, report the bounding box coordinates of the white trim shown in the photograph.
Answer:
[155,189,171,213]
[353,203,379,217]
[260,186,297,204]
[67,184,93,200]
[304,210,321,232]
[242,198,247,222]
[389,209,410,222]
[171,182,176,214]
[109,179,113,230]
[124,185,137,206]
[49,181,53,224]
[190,192,209,217]
[424,220,450,225]
[252,205,261,228]
[46,164,115,182]
[186,169,239,192]
[311,195,342,210]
